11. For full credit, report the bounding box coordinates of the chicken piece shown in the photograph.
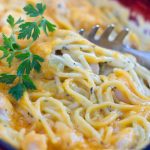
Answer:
[90,63,100,75]
[116,128,137,149]
[21,131,47,150]
[110,127,137,149]
[113,89,129,104]
[0,93,13,122]
[55,122,84,149]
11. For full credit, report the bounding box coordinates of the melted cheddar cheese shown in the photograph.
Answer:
[0,0,150,150]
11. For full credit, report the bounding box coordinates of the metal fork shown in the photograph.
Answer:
[79,24,150,70]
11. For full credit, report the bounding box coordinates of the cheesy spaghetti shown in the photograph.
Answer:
[0,0,150,150]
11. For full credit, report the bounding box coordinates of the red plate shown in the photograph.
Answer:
[117,0,150,21]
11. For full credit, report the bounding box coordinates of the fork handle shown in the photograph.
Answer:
[122,45,150,70]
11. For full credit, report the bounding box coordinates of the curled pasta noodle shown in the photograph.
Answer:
[1,28,150,149]
[73,108,101,141]
[63,79,92,107]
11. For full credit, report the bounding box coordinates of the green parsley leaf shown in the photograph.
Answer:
[0,2,56,101]
[24,4,39,17]
[40,19,56,35]
[7,15,24,28]
[16,52,30,60]
[12,43,20,50]
[17,59,31,75]
[22,75,36,90]
[7,15,15,28]
[2,34,13,49]
[36,3,46,16]
[33,54,44,62]
[32,60,41,72]
[0,74,17,84]
[7,53,14,67]
[15,18,24,25]
[0,46,9,59]
[24,3,46,17]
[18,22,40,40]
[9,83,25,100]
[32,54,44,72]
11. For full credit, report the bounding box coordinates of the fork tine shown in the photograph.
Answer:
[79,28,85,35]
[87,25,100,39]
[100,24,115,41]
[114,27,129,43]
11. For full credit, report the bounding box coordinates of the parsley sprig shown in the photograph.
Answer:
[0,3,56,100]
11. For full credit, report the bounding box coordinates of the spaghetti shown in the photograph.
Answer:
[0,0,150,150]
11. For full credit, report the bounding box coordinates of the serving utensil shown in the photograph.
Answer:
[79,24,150,69]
